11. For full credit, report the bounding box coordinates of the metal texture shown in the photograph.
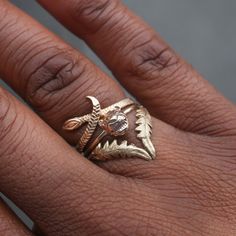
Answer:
[92,140,152,161]
[135,106,156,158]
[77,96,101,152]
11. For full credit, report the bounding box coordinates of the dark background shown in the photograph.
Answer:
[1,0,236,230]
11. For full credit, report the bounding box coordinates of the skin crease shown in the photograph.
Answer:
[0,0,235,235]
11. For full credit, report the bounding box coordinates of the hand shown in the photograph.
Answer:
[0,1,236,235]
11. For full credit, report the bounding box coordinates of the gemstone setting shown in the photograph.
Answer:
[99,106,128,136]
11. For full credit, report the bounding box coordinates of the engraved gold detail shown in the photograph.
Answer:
[92,140,152,161]
[77,96,101,152]
[63,98,133,130]
[135,106,156,159]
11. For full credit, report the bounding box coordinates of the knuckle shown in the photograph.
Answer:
[127,37,181,80]
[25,48,87,112]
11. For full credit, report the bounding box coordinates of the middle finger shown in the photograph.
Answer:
[37,0,236,137]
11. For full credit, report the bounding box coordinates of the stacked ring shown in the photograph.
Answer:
[63,97,156,161]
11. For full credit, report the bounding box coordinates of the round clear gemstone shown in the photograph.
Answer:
[99,107,128,136]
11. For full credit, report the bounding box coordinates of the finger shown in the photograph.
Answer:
[0,86,113,235]
[0,84,207,236]
[37,0,236,136]
[0,0,125,147]
[1,4,234,234]
[0,199,32,236]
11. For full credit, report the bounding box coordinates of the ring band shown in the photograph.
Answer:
[63,97,156,161]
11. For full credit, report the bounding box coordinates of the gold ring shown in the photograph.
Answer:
[63,97,156,161]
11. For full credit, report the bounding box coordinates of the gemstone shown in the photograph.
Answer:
[99,107,128,136]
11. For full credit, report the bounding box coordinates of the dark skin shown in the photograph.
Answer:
[0,0,236,235]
